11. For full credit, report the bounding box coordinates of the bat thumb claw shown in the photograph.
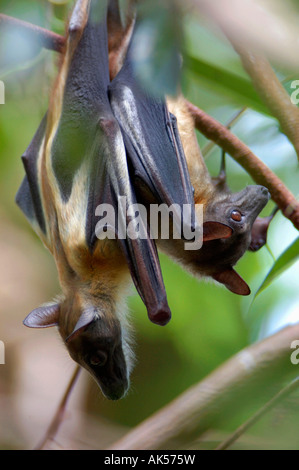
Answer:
[148,307,172,326]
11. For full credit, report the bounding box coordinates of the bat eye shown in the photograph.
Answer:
[231,210,242,222]
[89,351,107,367]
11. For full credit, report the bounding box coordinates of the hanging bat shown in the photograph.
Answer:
[15,0,199,399]
[107,1,270,295]
[15,0,270,401]
[157,97,270,294]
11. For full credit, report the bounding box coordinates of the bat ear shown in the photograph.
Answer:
[212,269,251,296]
[23,303,60,328]
[203,221,233,241]
[65,308,97,343]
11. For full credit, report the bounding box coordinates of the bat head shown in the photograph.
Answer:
[23,297,133,400]
[199,184,270,294]
[65,311,130,401]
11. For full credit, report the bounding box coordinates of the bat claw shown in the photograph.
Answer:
[148,309,172,326]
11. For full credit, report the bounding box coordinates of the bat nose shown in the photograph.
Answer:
[98,374,129,400]
[104,379,129,400]
[260,186,270,199]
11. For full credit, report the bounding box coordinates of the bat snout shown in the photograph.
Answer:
[85,353,129,400]
[247,184,270,205]
[99,377,129,401]
[229,185,270,225]
[247,185,271,222]
[260,186,271,199]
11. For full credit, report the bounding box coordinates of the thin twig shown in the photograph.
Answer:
[0,13,66,53]
[108,323,299,450]
[186,100,299,231]
[225,38,299,163]
[215,376,299,450]
[34,365,81,450]
[202,107,247,158]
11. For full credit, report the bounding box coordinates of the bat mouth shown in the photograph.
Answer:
[97,377,129,400]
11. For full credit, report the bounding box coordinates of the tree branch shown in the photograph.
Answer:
[186,101,299,231]
[34,365,81,450]
[0,14,66,54]
[202,107,247,158]
[108,323,299,450]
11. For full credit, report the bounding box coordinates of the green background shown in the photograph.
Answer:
[0,0,299,450]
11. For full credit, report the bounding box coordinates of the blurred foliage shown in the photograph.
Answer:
[184,54,268,115]
[131,0,183,97]
[0,0,299,450]
[256,237,299,296]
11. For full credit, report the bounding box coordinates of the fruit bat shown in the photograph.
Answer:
[14,0,270,400]
[106,2,270,295]
[15,0,199,399]
[159,97,270,294]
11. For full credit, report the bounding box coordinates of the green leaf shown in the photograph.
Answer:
[256,237,299,296]
[185,54,270,115]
